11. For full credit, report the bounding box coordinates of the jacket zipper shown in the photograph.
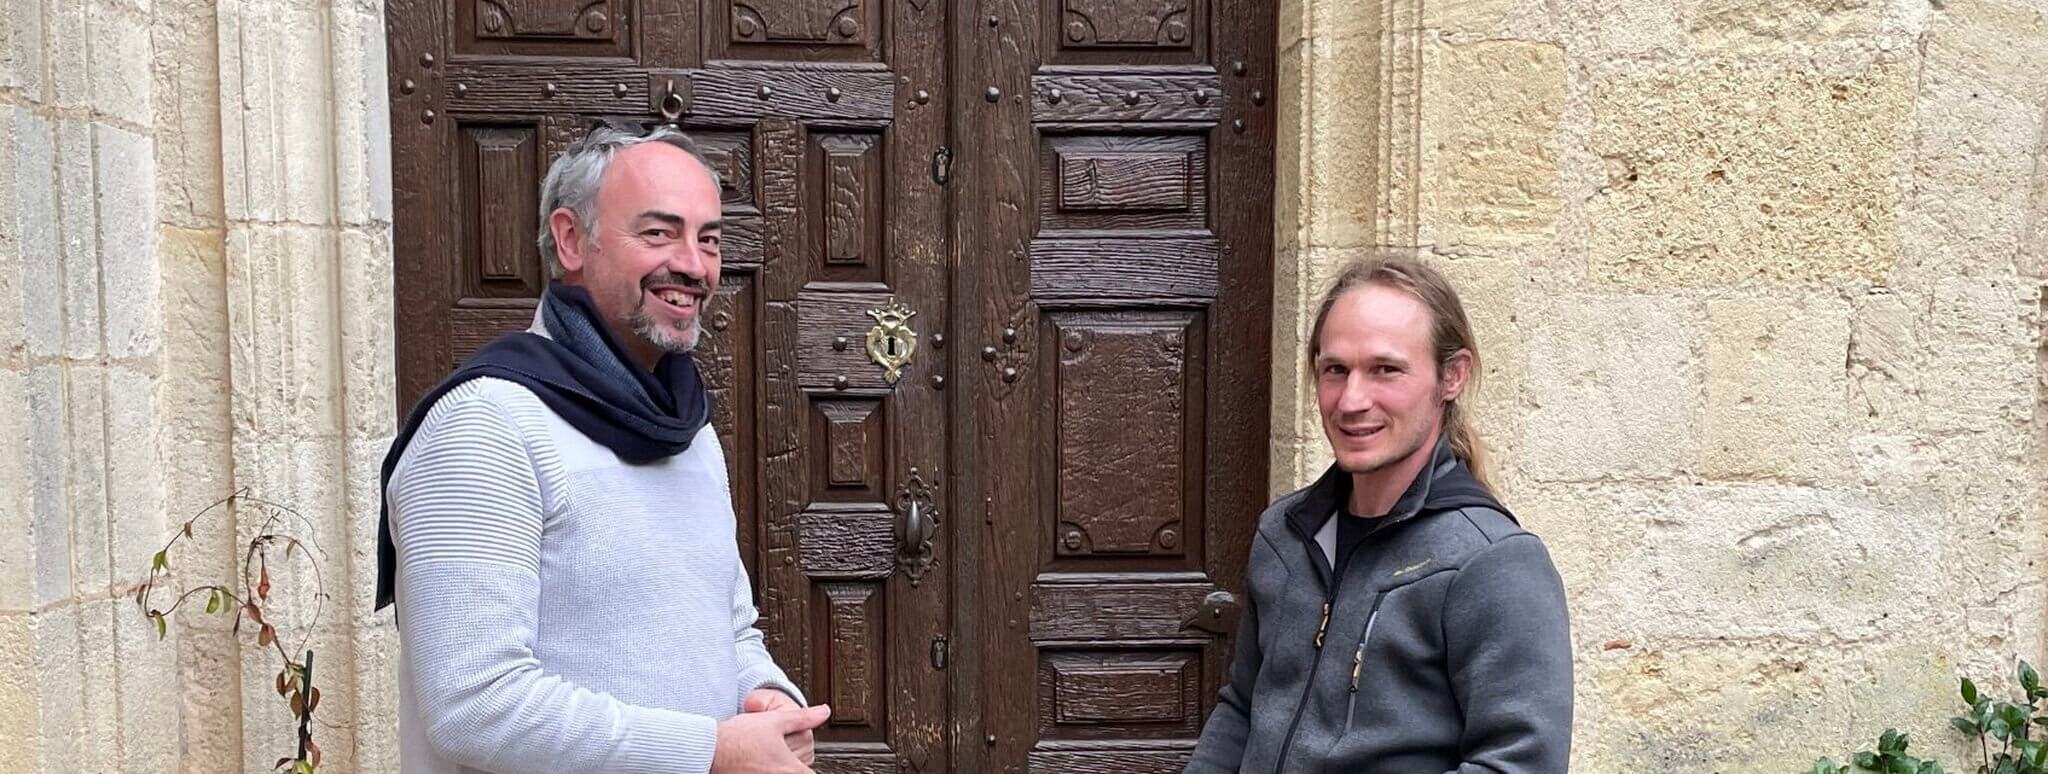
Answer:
[1274,589,1336,772]
[1341,594,1387,738]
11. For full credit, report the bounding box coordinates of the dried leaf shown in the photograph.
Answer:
[307,687,321,714]
[290,690,305,717]
[244,603,264,626]
[181,522,193,538]
[258,567,271,601]
[276,669,290,698]
[309,739,321,767]
[273,757,293,771]
[258,624,275,647]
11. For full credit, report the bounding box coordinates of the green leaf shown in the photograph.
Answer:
[1815,757,1843,774]
[1958,717,1982,735]
[1993,717,2013,740]
[151,611,165,640]
[2022,662,2040,696]
[204,591,221,615]
[151,550,167,573]
[1968,679,1985,706]
[295,762,315,774]
[1857,752,1880,769]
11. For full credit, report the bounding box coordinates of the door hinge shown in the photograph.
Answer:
[930,145,952,185]
[930,634,949,670]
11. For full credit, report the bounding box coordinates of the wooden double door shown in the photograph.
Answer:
[386,2,1274,770]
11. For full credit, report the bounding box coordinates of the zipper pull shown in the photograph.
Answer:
[1313,602,1331,649]
[1349,643,1365,692]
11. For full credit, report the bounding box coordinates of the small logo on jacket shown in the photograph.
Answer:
[1391,558,1434,577]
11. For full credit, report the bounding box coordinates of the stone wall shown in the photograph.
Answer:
[0,0,2041,770]
[1275,0,2048,768]
[0,0,396,771]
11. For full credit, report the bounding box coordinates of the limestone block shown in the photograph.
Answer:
[76,599,118,774]
[1687,0,1890,53]
[1304,33,1384,248]
[332,7,391,226]
[272,9,338,226]
[226,225,342,435]
[0,368,31,612]
[1847,288,1923,431]
[1585,58,1913,288]
[104,366,163,580]
[1510,482,1651,603]
[48,0,89,110]
[27,366,70,607]
[1921,0,2048,106]
[151,2,225,228]
[352,622,400,771]
[1425,0,1524,36]
[0,106,18,355]
[112,592,178,773]
[1274,40,1308,255]
[0,613,34,766]
[11,110,59,358]
[1701,294,1852,482]
[1575,640,1967,770]
[175,629,243,774]
[1424,41,1565,250]
[1519,294,1701,481]
[94,125,160,359]
[1581,483,1940,642]
[1919,278,2037,435]
[340,227,395,441]
[64,366,110,593]
[1894,63,2039,285]
[31,605,82,774]
[87,1,151,127]
[56,121,100,360]
[1554,0,1687,56]
[1430,255,1525,478]
[2,0,43,99]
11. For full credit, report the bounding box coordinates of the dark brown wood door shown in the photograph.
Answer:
[951,1,1274,772]
[387,1,952,771]
[387,2,1273,772]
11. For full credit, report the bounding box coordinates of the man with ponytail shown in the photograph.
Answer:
[1186,258,1572,773]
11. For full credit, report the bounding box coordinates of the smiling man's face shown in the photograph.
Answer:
[551,140,723,369]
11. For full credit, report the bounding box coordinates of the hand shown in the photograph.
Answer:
[743,689,815,764]
[712,704,831,774]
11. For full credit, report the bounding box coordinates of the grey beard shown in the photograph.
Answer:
[629,307,702,353]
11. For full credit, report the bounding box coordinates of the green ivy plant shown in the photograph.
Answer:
[133,490,329,774]
[1812,660,2048,774]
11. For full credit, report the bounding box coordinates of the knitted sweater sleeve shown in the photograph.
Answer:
[389,387,721,774]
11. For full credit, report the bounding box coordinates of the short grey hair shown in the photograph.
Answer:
[535,124,721,279]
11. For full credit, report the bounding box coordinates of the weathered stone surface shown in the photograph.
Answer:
[87,1,152,127]
[1,0,43,99]
[1425,41,1565,250]
[31,605,82,774]
[0,614,33,766]
[1303,32,1385,248]
[10,110,58,359]
[1582,483,1940,642]
[26,365,70,607]
[1430,255,1525,480]
[1519,294,1701,481]
[1894,62,2040,285]
[63,367,109,593]
[94,125,159,359]
[104,365,163,578]
[47,0,89,110]
[0,367,28,612]
[55,121,99,360]
[1585,58,1913,288]
[1686,0,1891,53]
[1921,0,2048,106]
[1701,293,1852,482]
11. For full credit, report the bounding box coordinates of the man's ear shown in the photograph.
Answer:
[549,208,588,273]
[1440,349,1474,403]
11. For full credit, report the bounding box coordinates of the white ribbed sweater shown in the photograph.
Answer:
[387,372,801,774]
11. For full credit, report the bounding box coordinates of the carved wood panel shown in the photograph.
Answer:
[1043,0,1208,66]
[459,122,546,299]
[709,0,883,63]
[456,0,633,58]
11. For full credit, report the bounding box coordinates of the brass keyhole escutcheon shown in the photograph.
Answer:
[864,300,918,385]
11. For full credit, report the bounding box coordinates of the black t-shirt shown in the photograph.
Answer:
[1334,511,1389,571]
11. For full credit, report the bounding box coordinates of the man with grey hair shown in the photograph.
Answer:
[376,125,830,774]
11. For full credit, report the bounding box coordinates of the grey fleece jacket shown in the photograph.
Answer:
[1186,437,1573,773]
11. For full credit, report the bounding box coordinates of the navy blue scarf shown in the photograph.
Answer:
[374,283,711,610]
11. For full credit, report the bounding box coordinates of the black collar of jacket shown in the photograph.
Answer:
[1283,433,1512,543]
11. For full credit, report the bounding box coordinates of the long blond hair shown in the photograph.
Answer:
[1308,258,1492,492]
